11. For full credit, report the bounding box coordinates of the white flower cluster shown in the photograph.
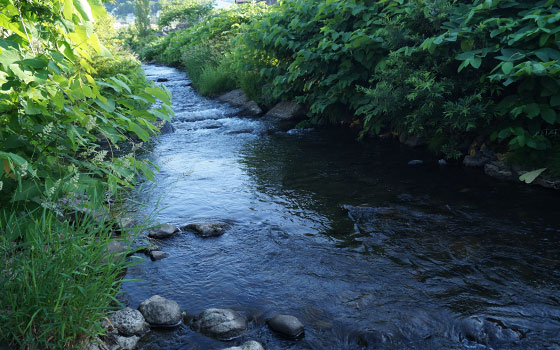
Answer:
[39,122,54,139]
[85,116,96,131]
[92,150,108,164]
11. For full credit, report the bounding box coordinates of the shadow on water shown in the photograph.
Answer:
[121,65,560,350]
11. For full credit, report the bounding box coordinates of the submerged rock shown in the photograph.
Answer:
[222,341,264,350]
[149,250,168,261]
[266,314,304,338]
[462,317,523,345]
[438,159,447,165]
[108,307,149,336]
[183,223,228,237]
[148,224,178,239]
[192,308,248,340]
[138,295,182,327]
[408,160,424,166]
[156,77,169,82]
[264,101,304,120]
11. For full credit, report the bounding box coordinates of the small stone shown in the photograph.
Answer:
[149,250,168,261]
[87,338,110,350]
[267,314,304,339]
[484,161,513,181]
[138,295,182,327]
[183,223,228,237]
[148,224,178,239]
[109,307,149,336]
[112,335,140,350]
[192,308,248,340]
[408,160,423,166]
[222,341,264,350]
[438,159,447,165]
[156,78,169,82]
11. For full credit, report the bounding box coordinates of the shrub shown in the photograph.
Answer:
[198,62,237,96]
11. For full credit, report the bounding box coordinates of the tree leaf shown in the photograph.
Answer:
[519,168,547,184]
[541,107,556,124]
[501,62,513,74]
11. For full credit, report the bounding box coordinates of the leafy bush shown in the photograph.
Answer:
[158,0,214,29]
[197,62,237,95]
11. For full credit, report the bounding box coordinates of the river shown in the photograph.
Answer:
[120,65,560,350]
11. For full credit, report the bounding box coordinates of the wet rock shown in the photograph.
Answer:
[192,308,248,340]
[139,241,160,255]
[156,78,169,82]
[111,335,140,350]
[404,135,426,147]
[266,314,304,339]
[243,101,263,116]
[534,175,560,190]
[438,159,447,165]
[218,89,248,106]
[148,224,178,239]
[183,223,228,237]
[408,160,423,166]
[88,338,110,350]
[138,295,182,327]
[484,161,513,181]
[109,307,149,336]
[158,120,175,134]
[149,250,168,261]
[264,101,304,120]
[218,89,263,116]
[222,341,264,350]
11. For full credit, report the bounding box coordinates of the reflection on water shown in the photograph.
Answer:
[121,65,560,350]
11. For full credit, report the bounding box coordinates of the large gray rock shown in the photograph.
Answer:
[109,307,149,336]
[111,335,140,350]
[183,223,228,237]
[266,314,304,338]
[107,241,127,256]
[218,89,263,116]
[138,295,182,327]
[192,308,248,340]
[148,224,178,239]
[264,101,304,120]
[222,341,264,350]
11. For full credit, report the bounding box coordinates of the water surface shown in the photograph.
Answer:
[121,65,560,350]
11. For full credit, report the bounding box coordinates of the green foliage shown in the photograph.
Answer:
[197,61,237,95]
[134,0,151,35]
[0,207,136,349]
[158,0,214,29]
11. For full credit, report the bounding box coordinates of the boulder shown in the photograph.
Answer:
[438,159,447,165]
[108,307,149,336]
[218,89,248,106]
[222,341,264,350]
[149,250,168,261]
[138,295,182,327]
[156,78,169,82]
[484,161,513,181]
[266,314,304,339]
[404,135,426,147]
[158,120,175,134]
[183,223,228,237]
[111,335,140,350]
[264,102,304,120]
[243,101,263,116]
[148,224,178,239]
[192,308,248,340]
[407,160,423,166]
[107,240,127,256]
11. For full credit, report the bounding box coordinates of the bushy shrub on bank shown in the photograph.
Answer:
[0,0,171,347]
[128,0,560,173]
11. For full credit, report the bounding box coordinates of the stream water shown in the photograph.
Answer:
[120,65,560,350]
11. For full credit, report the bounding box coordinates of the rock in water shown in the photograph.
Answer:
[264,101,304,120]
[192,308,248,340]
[183,223,228,237]
[408,160,424,166]
[149,250,168,261]
[222,341,264,350]
[138,295,182,326]
[108,307,149,336]
[112,335,140,350]
[148,224,178,239]
[266,314,304,339]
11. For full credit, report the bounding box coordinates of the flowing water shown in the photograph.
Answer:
[120,65,560,350]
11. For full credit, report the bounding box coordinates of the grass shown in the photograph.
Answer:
[0,206,139,350]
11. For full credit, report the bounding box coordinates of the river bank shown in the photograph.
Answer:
[110,64,560,350]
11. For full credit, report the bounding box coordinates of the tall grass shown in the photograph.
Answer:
[0,207,138,349]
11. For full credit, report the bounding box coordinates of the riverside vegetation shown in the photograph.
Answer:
[124,0,560,182]
[0,0,172,348]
